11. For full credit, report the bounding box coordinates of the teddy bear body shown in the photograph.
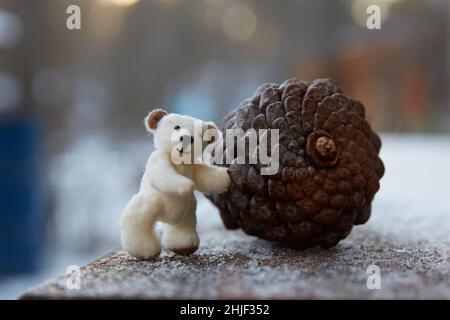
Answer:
[120,109,230,259]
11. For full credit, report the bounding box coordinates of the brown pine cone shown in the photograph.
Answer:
[206,78,384,249]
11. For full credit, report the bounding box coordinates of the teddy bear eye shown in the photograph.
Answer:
[174,125,180,130]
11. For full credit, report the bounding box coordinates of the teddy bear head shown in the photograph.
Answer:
[145,108,220,160]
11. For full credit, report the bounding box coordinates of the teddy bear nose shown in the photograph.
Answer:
[179,136,194,144]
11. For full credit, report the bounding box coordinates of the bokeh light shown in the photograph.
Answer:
[221,3,257,41]
[97,0,140,6]
[0,10,23,48]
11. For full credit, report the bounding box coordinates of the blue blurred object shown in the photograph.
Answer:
[0,116,43,274]
[172,91,216,121]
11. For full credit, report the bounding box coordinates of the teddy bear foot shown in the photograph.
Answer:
[170,245,199,256]
[135,246,161,260]
[125,242,161,260]
[121,230,161,260]
[161,225,199,256]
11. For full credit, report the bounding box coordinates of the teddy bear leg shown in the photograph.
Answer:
[120,192,162,259]
[161,199,199,255]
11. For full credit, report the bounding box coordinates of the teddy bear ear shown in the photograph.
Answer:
[145,108,168,133]
[205,122,221,145]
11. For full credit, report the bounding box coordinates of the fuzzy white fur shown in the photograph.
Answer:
[120,110,230,259]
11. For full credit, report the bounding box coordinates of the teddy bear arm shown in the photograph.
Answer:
[146,151,194,194]
[192,163,231,193]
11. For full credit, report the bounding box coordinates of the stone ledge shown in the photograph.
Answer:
[20,136,450,299]
[20,226,450,299]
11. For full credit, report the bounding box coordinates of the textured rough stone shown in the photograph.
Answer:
[20,232,450,299]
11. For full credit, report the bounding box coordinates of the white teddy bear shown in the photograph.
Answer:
[120,108,231,259]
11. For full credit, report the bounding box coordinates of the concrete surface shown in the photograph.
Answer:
[20,134,450,299]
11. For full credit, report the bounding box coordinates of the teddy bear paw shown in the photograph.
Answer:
[170,246,199,256]
[122,232,161,259]
[162,230,199,256]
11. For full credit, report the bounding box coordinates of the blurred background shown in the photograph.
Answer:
[0,0,449,298]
